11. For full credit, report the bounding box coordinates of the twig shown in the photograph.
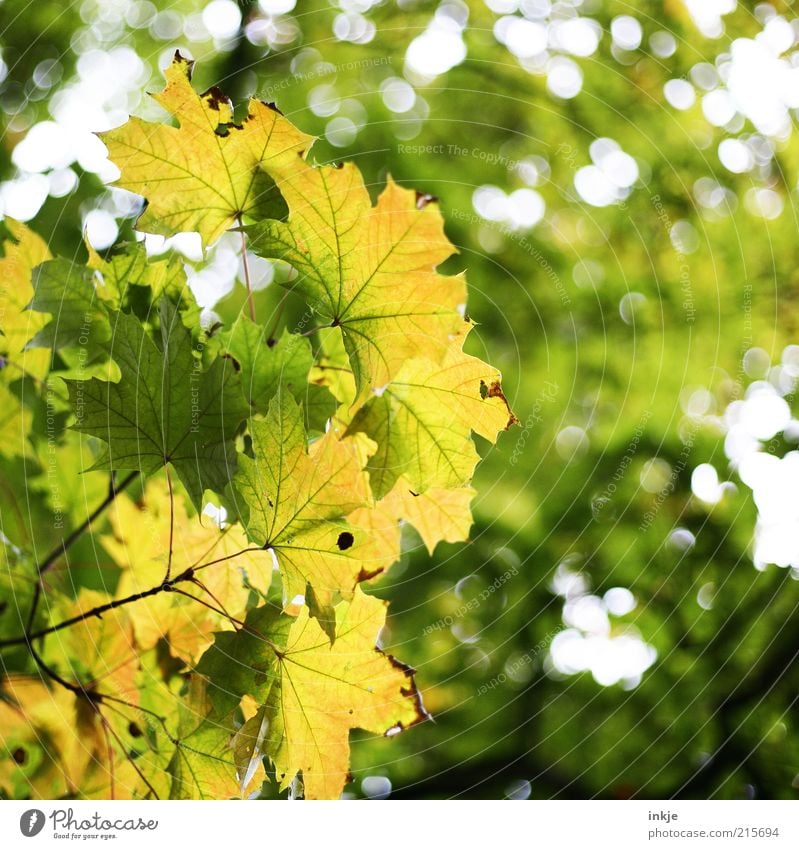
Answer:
[0,542,264,648]
[25,470,140,633]
[1,568,195,648]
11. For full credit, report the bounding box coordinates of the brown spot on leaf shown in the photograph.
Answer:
[128,722,143,738]
[173,50,194,73]
[263,101,283,115]
[357,565,383,582]
[337,531,354,551]
[12,747,26,765]
[384,653,430,728]
[415,191,438,209]
[222,353,241,372]
[203,86,230,112]
[487,381,519,427]
[481,379,519,428]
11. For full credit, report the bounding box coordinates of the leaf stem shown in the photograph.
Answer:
[238,218,256,322]
[172,586,247,630]
[165,465,175,582]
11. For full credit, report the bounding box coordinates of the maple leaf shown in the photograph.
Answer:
[197,588,427,799]
[0,55,516,803]
[0,219,51,382]
[346,328,517,498]
[67,301,249,507]
[0,383,32,460]
[381,475,476,554]
[100,53,311,246]
[233,390,395,639]
[0,677,92,799]
[86,239,201,326]
[105,478,272,663]
[246,164,467,394]
[43,590,140,704]
[168,677,261,799]
[26,258,112,358]
[221,318,336,431]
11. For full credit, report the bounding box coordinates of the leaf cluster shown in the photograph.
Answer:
[0,56,513,800]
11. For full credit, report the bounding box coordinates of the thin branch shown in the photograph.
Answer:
[164,465,175,582]
[26,637,99,700]
[186,576,240,627]
[300,325,329,338]
[0,543,264,648]
[192,546,264,573]
[25,470,140,633]
[1,569,194,648]
[172,586,246,630]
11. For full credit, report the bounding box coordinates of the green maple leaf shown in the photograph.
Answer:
[221,318,335,431]
[67,301,249,507]
[26,258,112,358]
[168,677,263,800]
[232,389,377,639]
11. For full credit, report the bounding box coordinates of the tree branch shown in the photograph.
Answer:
[25,470,140,632]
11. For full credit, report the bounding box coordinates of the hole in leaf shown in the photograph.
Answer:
[337,531,354,551]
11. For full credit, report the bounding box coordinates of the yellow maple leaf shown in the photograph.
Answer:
[45,590,140,706]
[0,677,82,798]
[198,588,427,799]
[168,676,262,800]
[381,475,476,554]
[347,326,517,497]
[100,53,311,246]
[105,478,272,663]
[234,391,399,638]
[0,218,51,382]
[263,589,427,799]
[248,164,467,394]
